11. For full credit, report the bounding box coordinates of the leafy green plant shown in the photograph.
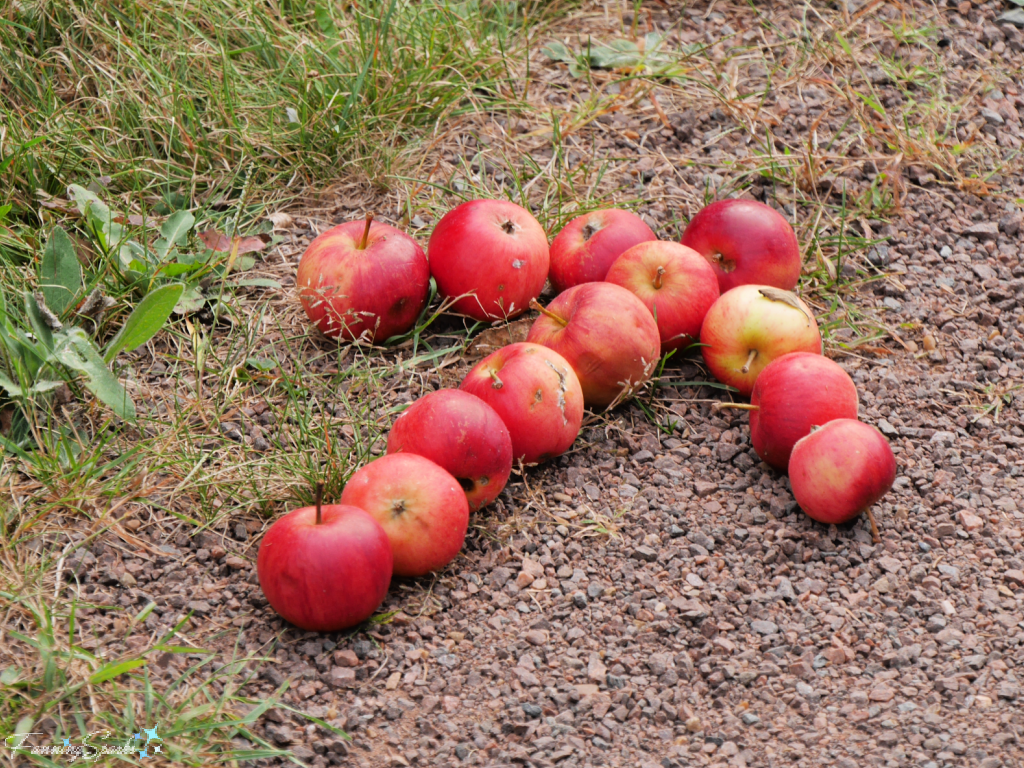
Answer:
[0,226,182,446]
[542,33,697,81]
[68,185,267,315]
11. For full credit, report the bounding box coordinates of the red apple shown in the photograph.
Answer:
[548,208,657,292]
[257,493,392,632]
[526,283,660,409]
[428,200,549,321]
[340,454,469,577]
[604,241,720,352]
[460,342,583,464]
[297,213,430,342]
[747,352,859,471]
[681,199,801,292]
[387,389,513,512]
[789,419,897,541]
[700,284,821,397]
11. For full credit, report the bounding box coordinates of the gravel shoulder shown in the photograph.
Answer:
[8,1,1024,767]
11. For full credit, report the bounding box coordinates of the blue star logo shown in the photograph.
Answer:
[144,727,160,743]
[134,732,142,740]
[63,738,70,746]
[139,749,147,758]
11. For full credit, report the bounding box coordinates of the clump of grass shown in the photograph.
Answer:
[0,0,563,215]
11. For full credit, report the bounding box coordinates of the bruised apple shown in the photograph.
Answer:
[699,285,821,397]
[743,352,859,471]
[257,489,392,632]
[297,214,429,342]
[789,419,897,542]
[681,199,801,293]
[527,283,661,409]
[548,208,656,292]
[387,389,513,512]
[460,342,583,464]
[428,200,548,321]
[341,454,470,577]
[605,241,720,352]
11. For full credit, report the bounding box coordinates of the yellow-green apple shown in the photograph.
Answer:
[297,213,429,342]
[427,200,548,321]
[745,352,859,471]
[700,284,821,396]
[527,283,661,409]
[257,491,392,632]
[460,342,583,464]
[549,209,656,292]
[681,199,801,292]
[387,389,513,512]
[789,419,897,542]
[604,241,720,352]
[340,454,469,577]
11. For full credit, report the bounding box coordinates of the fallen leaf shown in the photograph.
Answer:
[198,229,270,254]
[267,211,294,229]
[758,287,812,326]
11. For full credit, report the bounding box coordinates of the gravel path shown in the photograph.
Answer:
[36,1,1024,766]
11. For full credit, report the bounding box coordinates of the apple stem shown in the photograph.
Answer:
[653,266,666,289]
[530,298,568,327]
[740,348,758,374]
[315,481,324,525]
[865,507,881,544]
[712,402,759,412]
[358,212,374,250]
[488,369,504,389]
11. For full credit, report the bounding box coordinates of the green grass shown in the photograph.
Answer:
[0,0,562,217]
[2,0,1023,763]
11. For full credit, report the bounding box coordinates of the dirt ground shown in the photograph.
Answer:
[16,1,1024,766]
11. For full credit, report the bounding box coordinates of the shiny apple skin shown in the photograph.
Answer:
[527,283,661,409]
[605,241,720,352]
[699,284,821,397]
[257,504,392,632]
[789,419,897,526]
[549,209,657,292]
[681,199,801,293]
[427,199,549,321]
[340,454,470,578]
[749,352,859,471]
[296,218,429,342]
[387,389,513,512]
[460,342,583,464]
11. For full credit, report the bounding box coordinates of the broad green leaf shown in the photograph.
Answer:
[119,240,149,269]
[0,203,11,220]
[104,283,183,363]
[156,210,195,261]
[89,658,146,684]
[39,226,84,316]
[0,666,19,684]
[246,356,277,371]
[24,291,53,350]
[30,380,63,394]
[14,715,33,742]
[855,90,886,115]
[314,2,338,35]
[69,184,113,237]
[174,286,205,315]
[0,372,23,397]
[231,278,281,288]
[160,262,204,277]
[541,40,574,62]
[51,329,136,420]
